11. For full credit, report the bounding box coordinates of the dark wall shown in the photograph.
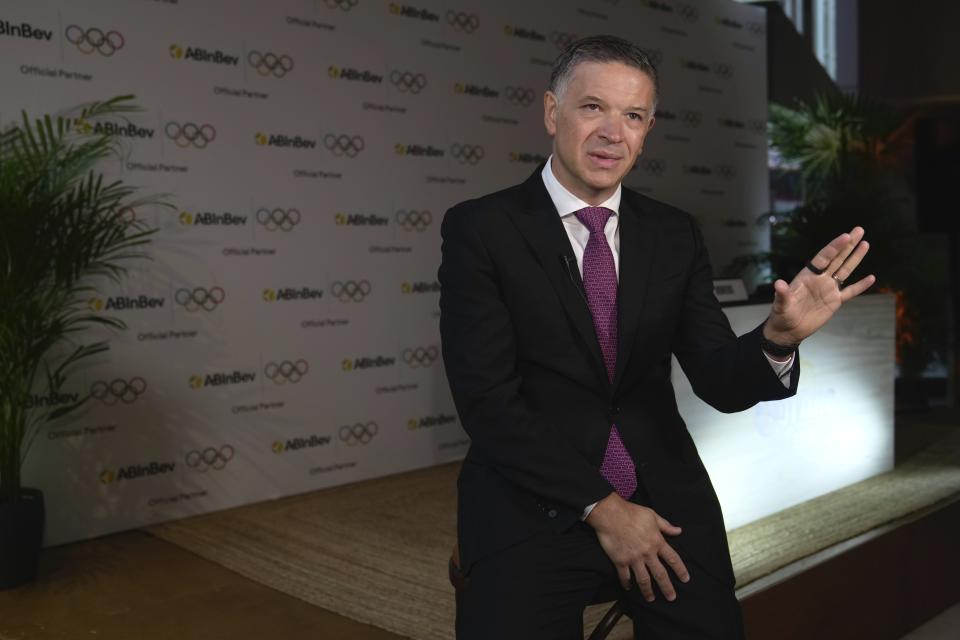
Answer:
[859,0,960,103]
[756,2,839,107]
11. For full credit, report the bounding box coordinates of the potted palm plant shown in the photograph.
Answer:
[727,92,948,394]
[0,95,159,589]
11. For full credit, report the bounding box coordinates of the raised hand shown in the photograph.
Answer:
[763,226,876,346]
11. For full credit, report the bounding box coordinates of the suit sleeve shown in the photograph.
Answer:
[438,203,614,512]
[672,216,799,413]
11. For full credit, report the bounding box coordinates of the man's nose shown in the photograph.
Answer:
[597,114,624,143]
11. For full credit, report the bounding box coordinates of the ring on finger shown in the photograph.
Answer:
[806,260,827,275]
[832,274,844,287]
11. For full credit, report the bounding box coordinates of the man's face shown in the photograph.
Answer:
[544,60,656,204]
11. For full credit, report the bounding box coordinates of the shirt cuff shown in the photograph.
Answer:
[764,350,795,387]
[581,501,599,520]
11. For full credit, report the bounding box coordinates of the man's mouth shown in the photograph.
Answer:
[588,151,622,168]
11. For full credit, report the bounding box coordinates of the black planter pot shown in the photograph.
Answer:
[0,488,45,590]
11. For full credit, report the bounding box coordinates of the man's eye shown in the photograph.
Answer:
[583,103,600,111]
[627,113,642,121]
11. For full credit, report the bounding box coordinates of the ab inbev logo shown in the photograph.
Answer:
[341,355,396,371]
[179,210,247,226]
[100,460,175,484]
[509,151,548,164]
[255,131,317,149]
[169,43,239,66]
[89,293,165,311]
[189,370,256,389]
[75,118,153,138]
[262,286,323,302]
[395,143,444,158]
[271,434,331,454]
[454,81,498,99]
[503,24,545,42]
[335,212,389,227]
[0,19,54,41]
[389,3,440,22]
[328,65,382,84]
[407,413,457,430]
[401,280,441,294]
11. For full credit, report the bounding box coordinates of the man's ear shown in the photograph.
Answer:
[543,91,558,137]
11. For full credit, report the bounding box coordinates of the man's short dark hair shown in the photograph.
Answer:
[548,35,660,112]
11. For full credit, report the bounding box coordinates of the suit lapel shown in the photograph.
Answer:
[506,168,609,386]
[612,191,659,393]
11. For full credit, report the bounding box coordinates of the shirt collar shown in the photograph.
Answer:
[541,154,621,218]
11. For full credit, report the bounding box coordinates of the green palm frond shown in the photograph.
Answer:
[769,92,901,197]
[0,95,164,503]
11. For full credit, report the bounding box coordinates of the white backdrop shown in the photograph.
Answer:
[1,0,771,546]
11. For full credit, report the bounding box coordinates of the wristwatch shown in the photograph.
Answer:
[759,323,798,359]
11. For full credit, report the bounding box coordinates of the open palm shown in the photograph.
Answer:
[765,226,876,345]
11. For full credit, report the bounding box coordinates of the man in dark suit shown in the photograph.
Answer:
[439,35,874,639]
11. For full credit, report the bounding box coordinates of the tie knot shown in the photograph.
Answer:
[574,207,613,234]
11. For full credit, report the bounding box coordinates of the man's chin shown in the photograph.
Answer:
[582,170,622,193]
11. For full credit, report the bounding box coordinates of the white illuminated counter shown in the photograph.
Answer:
[674,293,896,529]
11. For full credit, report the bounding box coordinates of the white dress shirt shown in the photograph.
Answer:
[540,155,794,520]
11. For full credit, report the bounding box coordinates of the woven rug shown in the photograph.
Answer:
[149,430,960,640]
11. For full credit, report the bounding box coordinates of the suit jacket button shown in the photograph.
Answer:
[547,509,558,518]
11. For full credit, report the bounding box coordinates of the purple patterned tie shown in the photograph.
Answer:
[575,207,637,500]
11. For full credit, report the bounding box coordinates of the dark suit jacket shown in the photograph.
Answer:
[438,166,799,585]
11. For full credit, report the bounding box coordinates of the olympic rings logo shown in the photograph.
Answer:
[324,0,359,9]
[256,207,301,231]
[185,445,235,472]
[716,164,737,180]
[331,280,372,302]
[324,134,365,158]
[390,70,428,94]
[645,48,663,68]
[65,25,125,56]
[339,422,379,446]
[395,209,432,232]
[679,110,703,128]
[676,3,700,22]
[165,121,216,149]
[248,51,294,78]
[504,86,535,107]
[446,11,479,34]
[641,159,666,176]
[402,346,439,368]
[450,143,484,165]
[264,360,309,384]
[713,63,733,79]
[91,377,147,405]
[175,286,225,312]
[550,31,576,50]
